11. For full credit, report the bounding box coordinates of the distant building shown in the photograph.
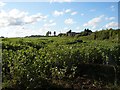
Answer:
[58,29,92,37]
[67,30,80,36]
[67,32,76,36]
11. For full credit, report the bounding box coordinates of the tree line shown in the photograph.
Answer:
[46,31,56,36]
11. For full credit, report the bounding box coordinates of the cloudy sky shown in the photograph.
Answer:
[0,1,119,37]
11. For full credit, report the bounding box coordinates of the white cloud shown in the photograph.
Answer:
[53,10,64,16]
[110,5,115,11]
[111,5,114,8]
[0,9,47,27]
[64,18,75,25]
[105,17,115,21]
[50,0,72,3]
[76,27,81,30]
[43,22,56,27]
[43,20,56,27]
[0,2,6,7]
[53,9,77,16]
[83,15,104,29]
[9,9,28,19]
[0,23,55,37]
[49,20,54,23]
[0,26,39,37]
[80,13,84,16]
[71,11,77,15]
[24,13,47,24]
[65,9,71,13]
[105,22,118,28]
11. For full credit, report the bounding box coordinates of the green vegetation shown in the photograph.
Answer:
[0,38,2,90]
[77,29,119,41]
[2,29,120,90]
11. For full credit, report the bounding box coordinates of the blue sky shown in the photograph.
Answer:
[0,1,119,37]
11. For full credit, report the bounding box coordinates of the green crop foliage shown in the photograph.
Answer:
[1,35,120,89]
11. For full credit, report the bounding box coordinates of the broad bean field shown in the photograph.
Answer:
[2,37,120,90]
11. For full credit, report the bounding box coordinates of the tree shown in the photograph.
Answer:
[84,28,87,31]
[0,36,4,38]
[49,31,51,36]
[46,31,50,36]
[54,31,56,36]
[67,30,72,33]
